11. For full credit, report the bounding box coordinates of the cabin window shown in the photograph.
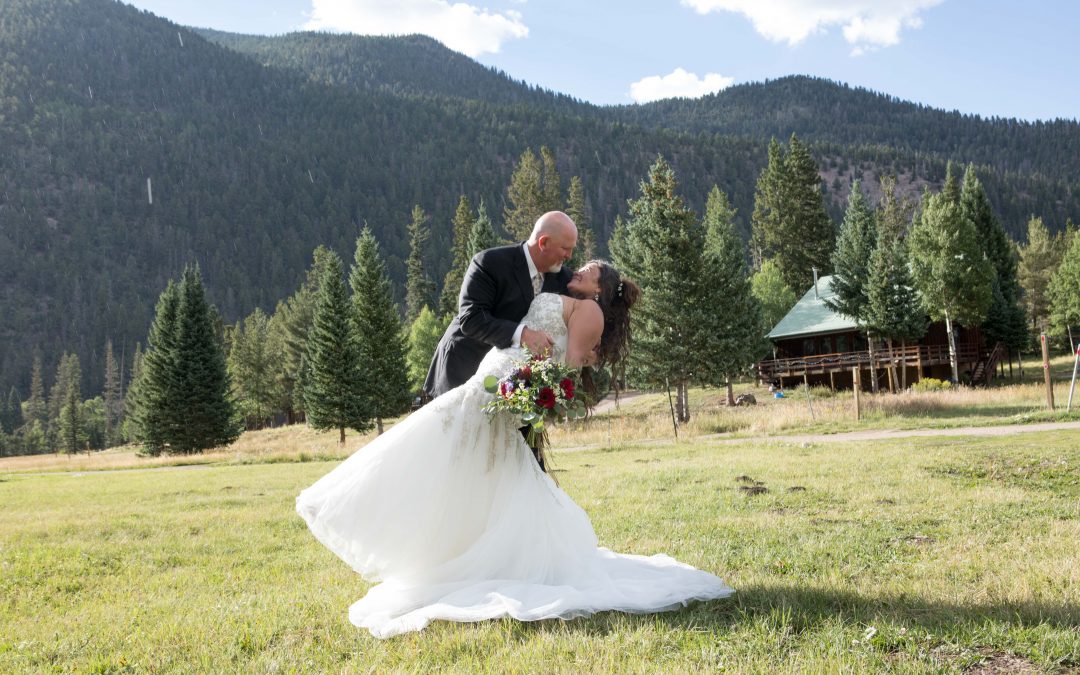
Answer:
[802,338,816,356]
[820,337,833,354]
[837,334,850,352]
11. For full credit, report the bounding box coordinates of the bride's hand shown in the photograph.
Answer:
[521,326,554,355]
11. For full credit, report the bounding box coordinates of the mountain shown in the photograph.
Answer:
[0,0,1077,405]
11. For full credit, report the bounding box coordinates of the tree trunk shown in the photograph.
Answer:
[726,377,735,406]
[338,426,345,445]
[886,337,897,393]
[677,381,690,424]
[376,416,384,435]
[901,339,908,390]
[944,310,959,384]
[1069,325,1075,354]
[867,332,879,394]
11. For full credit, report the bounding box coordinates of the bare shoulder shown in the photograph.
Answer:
[564,296,602,327]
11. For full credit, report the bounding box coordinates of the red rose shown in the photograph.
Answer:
[536,386,556,409]
[499,380,516,398]
[559,378,575,399]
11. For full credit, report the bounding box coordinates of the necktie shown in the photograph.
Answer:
[532,272,543,296]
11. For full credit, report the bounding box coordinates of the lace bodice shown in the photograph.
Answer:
[471,293,567,385]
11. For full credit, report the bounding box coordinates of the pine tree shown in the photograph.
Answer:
[103,339,121,447]
[350,228,411,434]
[539,146,562,214]
[405,205,436,323]
[751,134,834,290]
[699,186,764,404]
[827,180,877,321]
[57,354,84,454]
[130,281,180,455]
[610,156,705,423]
[503,148,544,240]
[305,252,371,444]
[272,246,335,424]
[1018,215,1060,334]
[170,265,240,453]
[227,308,281,429]
[468,199,501,259]
[909,187,995,383]
[1048,231,1080,348]
[122,342,143,443]
[566,175,595,270]
[25,355,47,428]
[407,306,450,395]
[751,138,787,269]
[2,387,21,435]
[440,195,475,315]
[960,164,1027,357]
[864,233,926,390]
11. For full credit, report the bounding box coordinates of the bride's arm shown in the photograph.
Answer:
[564,298,603,368]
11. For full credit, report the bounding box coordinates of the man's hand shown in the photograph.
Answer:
[520,326,555,355]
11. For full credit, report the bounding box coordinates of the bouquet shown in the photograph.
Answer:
[483,351,586,448]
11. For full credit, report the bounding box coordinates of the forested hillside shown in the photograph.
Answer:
[1,0,1078,403]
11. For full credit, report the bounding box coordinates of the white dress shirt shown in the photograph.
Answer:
[513,242,544,347]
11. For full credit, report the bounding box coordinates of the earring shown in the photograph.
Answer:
[593,293,600,302]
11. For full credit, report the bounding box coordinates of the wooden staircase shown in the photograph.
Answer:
[971,342,1005,385]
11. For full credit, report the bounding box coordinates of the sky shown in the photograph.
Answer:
[123,0,1079,121]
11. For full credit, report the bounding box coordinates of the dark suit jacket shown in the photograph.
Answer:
[424,243,571,398]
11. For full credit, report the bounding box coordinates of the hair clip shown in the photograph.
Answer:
[616,281,624,297]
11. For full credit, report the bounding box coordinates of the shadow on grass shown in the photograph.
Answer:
[515,583,1080,638]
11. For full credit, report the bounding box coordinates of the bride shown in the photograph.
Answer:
[296,260,734,638]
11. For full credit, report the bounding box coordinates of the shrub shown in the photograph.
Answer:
[911,377,952,392]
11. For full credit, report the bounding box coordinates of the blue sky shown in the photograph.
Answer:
[124,0,1079,121]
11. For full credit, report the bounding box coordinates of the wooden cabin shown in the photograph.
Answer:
[756,275,1002,391]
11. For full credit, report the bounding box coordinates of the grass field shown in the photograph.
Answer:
[2,429,1077,672]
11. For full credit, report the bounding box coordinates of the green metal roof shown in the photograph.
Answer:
[767,275,859,340]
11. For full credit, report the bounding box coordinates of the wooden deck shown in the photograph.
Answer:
[758,343,995,383]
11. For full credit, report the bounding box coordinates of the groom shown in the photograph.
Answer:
[424,211,578,471]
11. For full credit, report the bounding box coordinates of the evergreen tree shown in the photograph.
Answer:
[699,186,764,404]
[539,146,563,213]
[1018,215,1060,334]
[751,138,787,269]
[751,260,797,337]
[468,199,501,259]
[2,387,22,435]
[827,180,877,321]
[103,339,121,447]
[1048,231,1080,348]
[227,308,282,429]
[566,175,595,270]
[121,342,143,443]
[405,204,437,323]
[909,188,995,383]
[610,156,705,423]
[272,246,335,424]
[865,233,926,390]
[960,164,1027,356]
[170,265,240,453]
[407,306,450,395]
[876,175,914,243]
[25,355,47,428]
[503,148,544,240]
[130,281,180,455]
[305,252,371,444]
[751,134,834,290]
[57,354,84,454]
[350,228,411,434]
[440,195,475,315]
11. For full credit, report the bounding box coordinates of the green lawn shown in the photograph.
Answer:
[2,432,1077,672]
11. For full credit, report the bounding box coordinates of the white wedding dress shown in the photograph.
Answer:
[296,293,733,638]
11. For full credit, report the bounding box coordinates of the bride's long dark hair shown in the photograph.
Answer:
[580,260,641,403]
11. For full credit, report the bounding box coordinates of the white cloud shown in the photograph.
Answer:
[629,68,735,103]
[304,0,529,57]
[680,0,942,53]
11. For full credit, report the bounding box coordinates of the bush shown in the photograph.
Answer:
[911,377,952,392]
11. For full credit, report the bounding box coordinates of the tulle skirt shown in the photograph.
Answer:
[296,349,733,638]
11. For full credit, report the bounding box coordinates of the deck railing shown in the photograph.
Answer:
[757,343,986,380]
